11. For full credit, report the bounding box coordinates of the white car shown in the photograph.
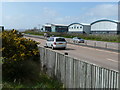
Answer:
[45,37,67,50]
[72,37,84,43]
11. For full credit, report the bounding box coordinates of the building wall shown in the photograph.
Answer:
[42,25,51,32]
[91,21,117,31]
[83,25,91,34]
[45,27,51,32]
[51,25,68,32]
[117,22,120,34]
[51,26,56,32]
[68,24,83,32]
[68,23,91,34]
[55,26,68,32]
[42,26,45,31]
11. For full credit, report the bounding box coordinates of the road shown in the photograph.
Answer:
[25,36,118,71]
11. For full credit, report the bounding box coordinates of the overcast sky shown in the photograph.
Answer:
[1,1,118,30]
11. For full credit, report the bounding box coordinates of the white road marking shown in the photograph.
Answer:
[95,49,118,54]
[107,58,118,63]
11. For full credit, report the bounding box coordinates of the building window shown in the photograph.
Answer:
[77,27,79,29]
[80,26,82,29]
[74,26,76,29]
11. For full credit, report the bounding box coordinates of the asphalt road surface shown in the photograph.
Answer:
[25,36,118,71]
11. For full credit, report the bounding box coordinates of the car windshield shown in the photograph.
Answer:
[77,37,81,39]
[47,38,54,41]
[56,38,66,42]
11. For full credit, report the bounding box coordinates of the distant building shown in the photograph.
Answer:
[91,19,120,34]
[42,23,68,32]
[0,26,4,31]
[51,24,68,32]
[68,23,91,34]
[42,24,52,32]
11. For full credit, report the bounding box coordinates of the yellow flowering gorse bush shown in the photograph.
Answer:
[2,30,41,82]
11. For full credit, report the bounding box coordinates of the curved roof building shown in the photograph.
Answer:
[68,23,91,34]
[91,19,119,34]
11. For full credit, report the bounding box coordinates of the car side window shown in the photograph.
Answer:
[78,37,81,39]
[47,38,50,41]
[50,38,54,41]
[47,38,54,41]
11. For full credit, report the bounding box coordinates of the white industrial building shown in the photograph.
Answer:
[68,23,91,34]
[42,23,68,32]
[42,24,52,32]
[91,19,120,34]
[51,24,68,32]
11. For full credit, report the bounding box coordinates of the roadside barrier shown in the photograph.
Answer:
[39,46,119,88]
[24,34,119,52]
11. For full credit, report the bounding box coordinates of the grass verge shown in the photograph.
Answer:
[23,30,120,43]
[2,73,63,89]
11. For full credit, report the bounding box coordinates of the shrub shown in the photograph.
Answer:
[2,30,41,83]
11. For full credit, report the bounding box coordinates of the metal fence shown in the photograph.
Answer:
[39,46,119,89]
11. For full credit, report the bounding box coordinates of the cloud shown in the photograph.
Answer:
[85,4,118,21]
[2,6,59,29]
[49,4,118,24]
[35,7,60,24]
[2,3,118,29]
[42,7,58,17]
[52,4,118,24]
[2,14,27,29]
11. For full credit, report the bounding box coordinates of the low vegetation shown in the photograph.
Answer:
[24,30,120,43]
[2,30,63,89]
[3,73,63,88]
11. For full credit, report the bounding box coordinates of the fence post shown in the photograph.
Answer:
[39,46,118,89]
[94,42,96,47]
[105,43,107,48]
[85,41,87,45]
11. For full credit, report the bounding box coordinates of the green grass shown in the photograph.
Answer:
[2,73,63,89]
[24,30,120,43]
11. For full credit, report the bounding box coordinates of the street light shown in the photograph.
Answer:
[38,24,41,32]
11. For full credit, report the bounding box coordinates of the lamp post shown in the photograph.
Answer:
[38,24,41,32]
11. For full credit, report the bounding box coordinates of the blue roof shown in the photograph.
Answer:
[91,19,118,25]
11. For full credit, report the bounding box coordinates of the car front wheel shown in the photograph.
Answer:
[45,44,48,48]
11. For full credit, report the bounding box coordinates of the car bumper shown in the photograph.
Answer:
[78,41,84,43]
[53,45,66,48]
